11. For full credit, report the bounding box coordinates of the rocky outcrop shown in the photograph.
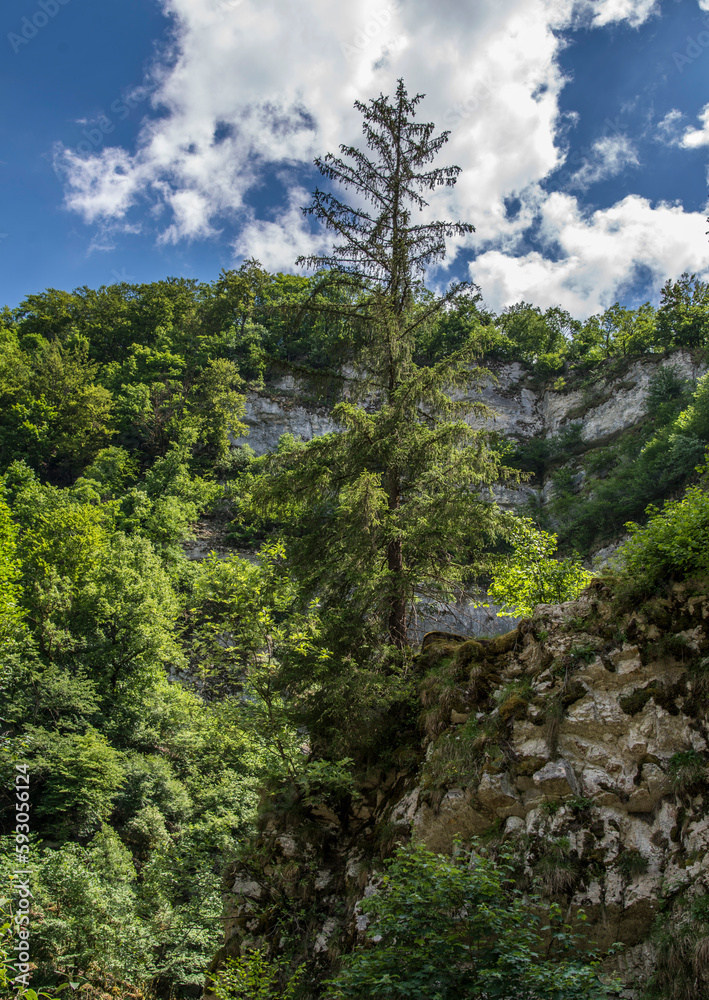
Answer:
[409,586,709,993]
[236,390,340,456]
[215,582,709,998]
[233,351,706,456]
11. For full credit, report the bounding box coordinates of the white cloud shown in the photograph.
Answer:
[472,194,709,317]
[681,103,709,149]
[572,0,659,27]
[56,0,576,262]
[56,146,142,222]
[655,108,684,144]
[567,134,639,189]
[233,186,329,272]
[54,0,701,315]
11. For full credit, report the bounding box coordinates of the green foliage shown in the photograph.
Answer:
[497,302,577,373]
[293,758,359,809]
[275,80,511,651]
[30,729,125,837]
[533,837,579,895]
[668,750,707,793]
[0,335,113,480]
[613,486,709,596]
[0,459,279,997]
[0,499,23,643]
[2,120,708,1000]
[567,796,594,816]
[656,273,709,349]
[255,375,511,647]
[646,893,709,1000]
[615,849,649,882]
[328,841,613,1000]
[488,517,592,616]
[420,717,483,790]
[645,366,692,421]
[539,370,709,556]
[210,951,304,1000]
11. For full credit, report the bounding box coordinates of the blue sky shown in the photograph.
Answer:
[1,0,709,317]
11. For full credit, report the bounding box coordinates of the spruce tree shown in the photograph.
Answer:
[253,80,511,650]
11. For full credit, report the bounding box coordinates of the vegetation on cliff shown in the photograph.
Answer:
[1,79,709,1000]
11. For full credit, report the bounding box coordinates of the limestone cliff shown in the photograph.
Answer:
[215,581,709,999]
[234,350,705,456]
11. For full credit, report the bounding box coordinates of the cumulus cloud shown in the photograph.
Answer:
[681,103,709,149]
[58,0,570,254]
[472,195,709,317]
[53,0,705,315]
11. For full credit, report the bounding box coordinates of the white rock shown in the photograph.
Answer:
[532,759,579,798]
[612,646,643,675]
[389,788,420,826]
[477,771,524,818]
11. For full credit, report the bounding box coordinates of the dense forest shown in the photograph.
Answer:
[2,81,709,1000]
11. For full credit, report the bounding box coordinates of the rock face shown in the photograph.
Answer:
[236,389,341,456]
[234,351,706,456]
[215,583,709,998]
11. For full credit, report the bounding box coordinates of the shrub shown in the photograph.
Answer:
[648,901,709,1000]
[489,517,592,617]
[294,758,360,809]
[328,841,614,1000]
[613,486,709,596]
[668,750,707,794]
[210,951,304,1000]
[420,718,483,790]
[616,849,649,882]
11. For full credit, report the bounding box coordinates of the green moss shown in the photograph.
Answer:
[420,718,483,791]
[516,756,548,777]
[452,639,488,670]
[619,684,657,716]
[616,848,649,882]
[499,694,529,723]
[669,749,707,793]
[486,630,520,656]
[421,630,469,651]
[560,679,587,706]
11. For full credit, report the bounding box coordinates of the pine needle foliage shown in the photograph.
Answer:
[254,79,512,648]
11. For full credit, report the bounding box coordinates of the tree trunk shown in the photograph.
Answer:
[386,464,407,648]
[387,536,407,649]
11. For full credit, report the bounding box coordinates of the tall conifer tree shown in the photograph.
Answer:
[254,80,511,649]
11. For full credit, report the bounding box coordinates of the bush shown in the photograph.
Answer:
[488,517,592,616]
[668,750,707,794]
[616,849,649,882]
[210,951,304,1000]
[328,841,614,1000]
[613,486,709,596]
